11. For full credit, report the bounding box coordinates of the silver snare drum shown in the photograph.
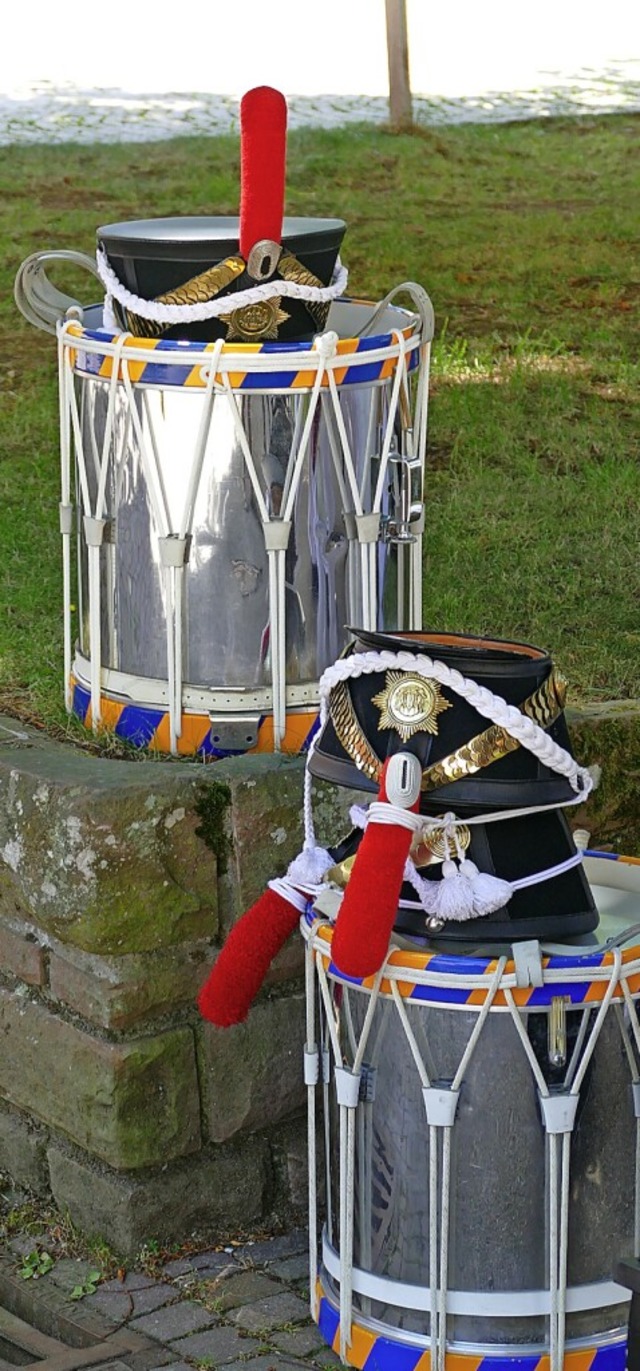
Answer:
[57,291,433,755]
[303,853,640,1370]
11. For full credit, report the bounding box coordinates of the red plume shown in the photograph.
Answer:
[239,86,287,259]
[198,887,301,1027]
[331,759,421,979]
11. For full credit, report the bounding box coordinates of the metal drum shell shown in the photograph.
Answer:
[59,296,432,755]
[305,853,640,1361]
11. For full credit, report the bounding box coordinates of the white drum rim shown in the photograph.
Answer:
[317,1272,628,1358]
[71,650,320,713]
[321,1231,630,1320]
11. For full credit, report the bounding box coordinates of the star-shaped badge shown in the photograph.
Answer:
[372,671,451,743]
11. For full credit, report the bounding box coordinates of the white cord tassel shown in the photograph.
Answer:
[287,844,334,885]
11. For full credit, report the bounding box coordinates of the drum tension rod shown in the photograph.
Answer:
[548,995,570,1069]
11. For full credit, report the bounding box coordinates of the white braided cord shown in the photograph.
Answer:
[96,246,349,326]
[317,650,592,795]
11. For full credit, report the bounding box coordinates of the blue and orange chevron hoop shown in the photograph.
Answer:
[304,881,640,1009]
[64,309,421,392]
[315,1284,627,1371]
[70,677,318,759]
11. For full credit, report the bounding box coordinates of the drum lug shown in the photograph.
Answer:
[538,1091,579,1134]
[208,714,261,752]
[359,1063,377,1102]
[422,1083,460,1127]
[384,444,423,546]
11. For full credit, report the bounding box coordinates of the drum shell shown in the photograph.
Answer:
[75,377,408,696]
[321,974,634,1347]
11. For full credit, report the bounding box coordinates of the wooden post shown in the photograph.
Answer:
[385,0,413,130]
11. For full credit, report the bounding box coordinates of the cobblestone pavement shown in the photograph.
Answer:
[1,62,639,145]
[4,1228,340,1370]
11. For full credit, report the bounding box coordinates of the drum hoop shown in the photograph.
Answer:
[320,1232,630,1319]
[303,907,640,1006]
[60,304,423,391]
[72,652,320,712]
[316,1278,628,1360]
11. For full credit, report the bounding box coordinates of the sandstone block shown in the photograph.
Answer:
[0,1100,49,1193]
[199,994,306,1143]
[47,938,212,1030]
[47,1139,270,1257]
[0,988,201,1168]
[0,720,220,954]
[0,917,46,986]
[568,702,640,855]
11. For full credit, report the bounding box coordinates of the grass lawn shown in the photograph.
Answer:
[0,112,638,737]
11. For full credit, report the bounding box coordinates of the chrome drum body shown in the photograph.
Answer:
[303,854,640,1370]
[57,293,433,755]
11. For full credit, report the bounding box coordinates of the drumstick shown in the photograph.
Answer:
[239,86,287,263]
[331,754,422,979]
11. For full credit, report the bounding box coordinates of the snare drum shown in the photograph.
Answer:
[56,291,432,755]
[303,852,640,1370]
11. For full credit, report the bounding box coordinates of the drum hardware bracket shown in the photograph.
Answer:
[513,939,544,989]
[548,994,570,1068]
[358,1063,377,1102]
[538,1091,579,1135]
[59,502,73,535]
[422,1084,460,1128]
[83,514,108,547]
[263,518,292,551]
[312,887,343,922]
[158,534,191,568]
[335,1065,362,1109]
[354,512,380,544]
[208,714,261,751]
[247,239,283,282]
[304,1046,320,1086]
[321,1046,331,1085]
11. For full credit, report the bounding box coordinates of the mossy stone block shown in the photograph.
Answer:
[568,701,640,854]
[0,986,201,1168]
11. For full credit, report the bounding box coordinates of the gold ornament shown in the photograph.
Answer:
[372,671,451,743]
[125,255,246,338]
[221,297,290,341]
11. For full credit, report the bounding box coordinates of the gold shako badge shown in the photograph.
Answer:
[372,671,451,743]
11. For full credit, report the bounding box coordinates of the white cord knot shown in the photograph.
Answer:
[287,843,334,886]
[314,329,339,359]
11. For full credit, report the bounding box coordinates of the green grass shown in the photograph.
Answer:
[0,113,638,732]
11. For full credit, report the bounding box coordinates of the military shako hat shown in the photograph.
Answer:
[310,628,598,945]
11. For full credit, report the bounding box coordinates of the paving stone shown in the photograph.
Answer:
[171,1326,261,1362]
[84,1291,132,1322]
[160,1259,193,1277]
[190,1250,239,1273]
[147,1364,192,1371]
[130,1300,218,1341]
[211,1270,285,1311]
[269,1255,309,1283]
[126,1354,176,1371]
[271,1324,325,1356]
[311,1350,342,1368]
[101,1273,157,1291]
[48,1257,103,1292]
[220,1360,310,1371]
[231,1290,311,1333]
[239,1230,309,1264]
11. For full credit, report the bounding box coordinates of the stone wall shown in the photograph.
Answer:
[0,702,639,1257]
[0,717,353,1256]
